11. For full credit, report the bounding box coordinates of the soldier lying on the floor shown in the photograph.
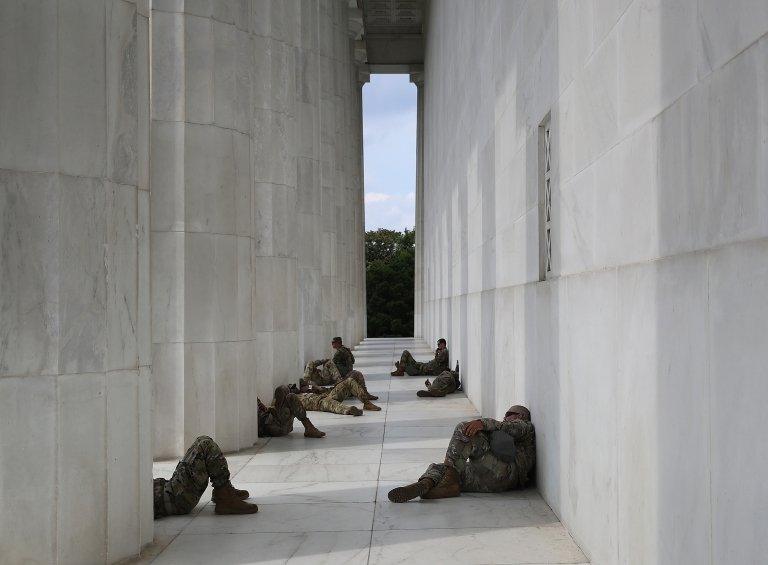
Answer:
[257,385,326,438]
[153,436,259,518]
[303,359,378,401]
[416,369,461,398]
[388,405,535,502]
[391,338,450,376]
[291,377,381,416]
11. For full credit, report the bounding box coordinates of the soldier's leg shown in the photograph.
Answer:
[427,374,453,396]
[459,453,515,493]
[165,436,230,514]
[399,350,422,375]
[286,393,326,437]
[347,370,378,399]
[387,463,442,503]
[298,394,322,412]
[319,396,360,416]
[321,360,342,383]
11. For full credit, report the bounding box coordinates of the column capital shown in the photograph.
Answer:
[409,65,424,87]
[357,64,371,87]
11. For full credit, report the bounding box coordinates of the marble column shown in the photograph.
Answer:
[150,0,257,457]
[0,1,152,562]
[410,69,425,339]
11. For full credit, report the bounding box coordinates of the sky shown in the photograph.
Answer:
[362,74,416,232]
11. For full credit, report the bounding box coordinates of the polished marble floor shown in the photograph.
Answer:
[143,338,588,564]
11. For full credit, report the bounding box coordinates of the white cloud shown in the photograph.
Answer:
[365,192,394,204]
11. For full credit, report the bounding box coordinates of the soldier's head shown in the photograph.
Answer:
[504,405,530,422]
[273,384,291,406]
[437,338,447,350]
[331,337,343,349]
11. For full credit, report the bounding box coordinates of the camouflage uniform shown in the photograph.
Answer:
[298,378,369,415]
[258,386,307,437]
[400,348,449,376]
[427,370,459,396]
[153,436,230,518]
[304,359,342,386]
[420,418,536,492]
[333,345,355,378]
[305,360,372,398]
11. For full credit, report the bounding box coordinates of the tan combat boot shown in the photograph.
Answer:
[301,418,326,438]
[211,482,249,503]
[212,487,259,515]
[417,390,436,397]
[388,479,433,503]
[348,406,363,416]
[363,400,381,411]
[421,466,460,499]
[390,362,405,377]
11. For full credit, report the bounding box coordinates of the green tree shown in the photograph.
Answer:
[366,228,415,337]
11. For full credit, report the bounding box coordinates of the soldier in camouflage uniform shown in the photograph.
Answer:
[391,338,450,376]
[297,377,381,415]
[388,405,535,502]
[416,369,460,398]
[331,336,355,378]
[304,337,378,400]
[257,385,325,438]
[153,435,258,518]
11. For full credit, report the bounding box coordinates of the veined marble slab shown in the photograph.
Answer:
[153,531,370,565]
[369,527,587,564]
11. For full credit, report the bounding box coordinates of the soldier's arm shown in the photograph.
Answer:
[500,419,534,440]
[479,417,504,431]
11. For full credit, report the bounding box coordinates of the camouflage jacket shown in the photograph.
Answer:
[480,418,536,487]
[333,346,355,377]
[424,348,450,374]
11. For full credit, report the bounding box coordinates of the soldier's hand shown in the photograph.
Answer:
[464,419,484,437]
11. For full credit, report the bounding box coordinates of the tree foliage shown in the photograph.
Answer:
[366,228,414,337]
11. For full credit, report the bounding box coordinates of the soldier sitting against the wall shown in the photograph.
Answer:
[416,369,461,398]
[391,338,450,376]
[153,436,259,518]
[257,385,326,439]
[290,377,381,416]
[388,405,535,502]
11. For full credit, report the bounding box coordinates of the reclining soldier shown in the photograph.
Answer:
[153,435,258,518]
[391,338,450,376]
[257,385,325,439]
[292,378,381,416]
[416,369,461,398]
[388,405,535,502]
[304,341,378,400]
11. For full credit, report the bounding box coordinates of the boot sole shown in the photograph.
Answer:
[388,486,424,503]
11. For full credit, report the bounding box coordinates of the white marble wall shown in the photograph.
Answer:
[0,1,153,563]
[150,0,366,458]
[420,1,768,563]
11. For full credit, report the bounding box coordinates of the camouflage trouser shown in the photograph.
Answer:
[153,436,230,518]
[298,378,368,415]
[305,361,370,396]
[400,350,442,376]
[259,393,307,437]
[428,371,458,396]
[420,423,516,493]
[305,360,343,386]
